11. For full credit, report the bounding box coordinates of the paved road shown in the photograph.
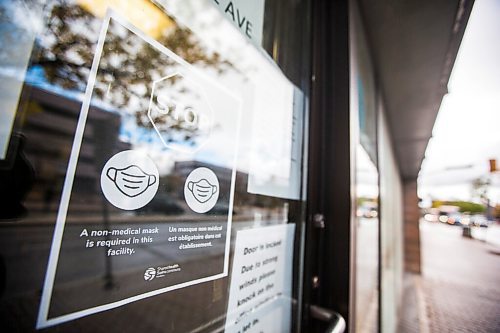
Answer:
[420,221,500,333]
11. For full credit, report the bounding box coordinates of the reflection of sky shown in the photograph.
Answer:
[25,65,131,120]
[419,0,500,204]
[25,66,87,102]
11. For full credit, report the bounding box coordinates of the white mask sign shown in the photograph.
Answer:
[37,10,241,329]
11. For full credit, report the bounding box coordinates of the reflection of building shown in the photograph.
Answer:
[20,85,130,213]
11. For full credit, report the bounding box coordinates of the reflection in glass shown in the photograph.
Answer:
[354,144,379,333]
[0,0,310,332]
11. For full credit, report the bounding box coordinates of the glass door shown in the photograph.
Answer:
[0,0,311,332]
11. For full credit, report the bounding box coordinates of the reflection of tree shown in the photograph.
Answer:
[432,200,485,214]
[35,4,96,91]
[471,177,490,205]
[32,2,233,142]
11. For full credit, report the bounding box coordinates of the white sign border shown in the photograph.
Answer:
[37,9,241,329]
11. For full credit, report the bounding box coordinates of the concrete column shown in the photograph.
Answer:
[403,179,421,273]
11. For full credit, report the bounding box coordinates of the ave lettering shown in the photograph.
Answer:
[222,1,254,38]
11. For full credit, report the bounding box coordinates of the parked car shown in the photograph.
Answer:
[424,213,438,222]
[438,213,449,224]
[470,214,489,228]
[447,213,462,226]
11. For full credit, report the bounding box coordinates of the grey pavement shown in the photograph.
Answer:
[399,221,500,333]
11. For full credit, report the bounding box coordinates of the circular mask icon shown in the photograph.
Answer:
[100,150,159,210]
[184,167,219,213]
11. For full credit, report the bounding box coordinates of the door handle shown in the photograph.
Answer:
[310,305,346,333]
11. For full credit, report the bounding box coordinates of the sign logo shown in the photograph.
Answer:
[184,167,219,213]
[144,267,156,281]
[100,150,159,210]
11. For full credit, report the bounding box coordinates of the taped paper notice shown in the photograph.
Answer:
[225,224,295,333]
[247,74,304,200]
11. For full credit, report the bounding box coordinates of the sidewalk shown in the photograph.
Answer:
[399,222,500,332]
[397,274,427,333]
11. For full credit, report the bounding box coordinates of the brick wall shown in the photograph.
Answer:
[403,180,421,273]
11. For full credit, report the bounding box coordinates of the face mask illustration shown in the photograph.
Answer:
[106,165,157,198]
[187,178,218,203]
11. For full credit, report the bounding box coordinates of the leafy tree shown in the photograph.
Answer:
[471,177,491,205]
[432,200,485,214]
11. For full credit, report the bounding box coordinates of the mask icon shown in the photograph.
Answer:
[184,167,219,213]
[106,165,157,198]
[187,178,217,203]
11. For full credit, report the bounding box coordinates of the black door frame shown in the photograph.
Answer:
[303,0,353,331]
